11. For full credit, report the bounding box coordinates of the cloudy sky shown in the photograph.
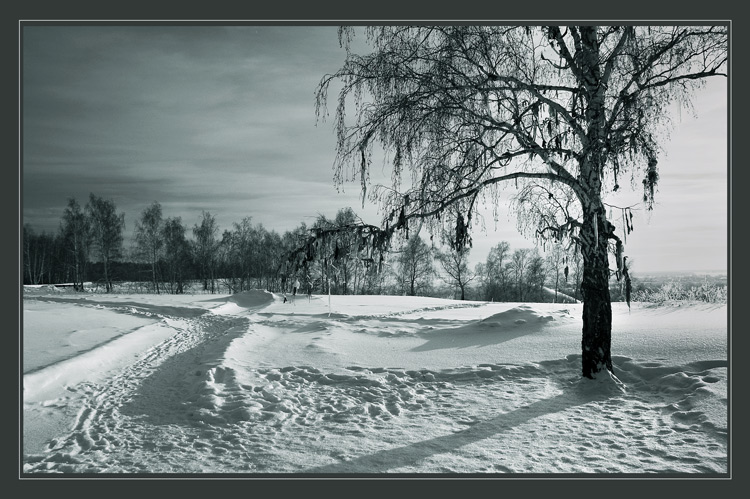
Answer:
[21,24,728,274]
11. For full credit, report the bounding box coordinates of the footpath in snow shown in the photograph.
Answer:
[22,288,728,474]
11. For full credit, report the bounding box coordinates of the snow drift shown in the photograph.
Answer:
[21,288,728,474]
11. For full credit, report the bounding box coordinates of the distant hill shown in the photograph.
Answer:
[635,269,726,277]
[631,270,727,289]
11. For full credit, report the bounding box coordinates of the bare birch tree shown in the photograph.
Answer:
[193,211,219,293]
[435,235,476,300]
[134,201,164,294]
[86,193,125,292]
[314,25,727,378]
[60,197,91,291]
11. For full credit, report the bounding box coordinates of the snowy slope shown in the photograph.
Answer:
[21,288,728,474]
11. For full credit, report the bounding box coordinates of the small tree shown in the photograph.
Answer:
[545,242,567,303]
[435,235,476,300]
[192,211,219,293]
[331,208,360,294]
[261,229,284,292]
[162,216,190,294]
[86,193,125,292]
[479,241,511,301]
[134,201,164,293]
[59,197,91,291]
[510,248,531,301]
[315,25,727,378]
[395,236,434,296]
[229,217,257,292]
[23,225,61,285]
[525,249,547,302]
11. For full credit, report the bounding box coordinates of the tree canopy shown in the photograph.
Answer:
[311,25,727,378]
[316,26,726,246]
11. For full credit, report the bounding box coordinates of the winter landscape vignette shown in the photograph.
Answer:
[20,24,729,476]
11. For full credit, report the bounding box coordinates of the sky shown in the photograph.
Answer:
[20,24,729,274]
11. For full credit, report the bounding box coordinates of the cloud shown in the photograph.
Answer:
[21,25,728,274]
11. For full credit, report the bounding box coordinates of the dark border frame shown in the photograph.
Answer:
[7,0,743,496]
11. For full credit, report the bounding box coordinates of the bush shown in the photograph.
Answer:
[632,279,727,304]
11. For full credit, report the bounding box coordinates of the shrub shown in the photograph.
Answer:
[632,279,727,304]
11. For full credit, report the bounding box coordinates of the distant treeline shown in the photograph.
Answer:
[631,274,727,304]
[25,193,656,303]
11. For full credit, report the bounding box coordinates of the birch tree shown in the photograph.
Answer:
[134,201,164,294]
[435,235,476,300]
[60,197,91,291]
[86,193,125,292]
[395,236,434,296]
[162,216,190,294]
[314,25,727,378]
[192,211,219,293]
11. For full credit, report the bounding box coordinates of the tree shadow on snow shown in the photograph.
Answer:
[410,323,543,351]
[410,306,560,352]
[303,376,619,474]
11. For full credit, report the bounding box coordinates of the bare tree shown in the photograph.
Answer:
[162,216,190,294]
[435,235,476,300]
[546,242,567,303]
[192,211,219,293]
[262,229,285,293]
[329,208,360,294]
[525,248,547,302]
[395,236,434,296]
[59,197,91,291]
[479,241,511,301]
[23,225,61,285]
[510,248,531,301]
[228,217,261,292]
[289,209,387,296]
[134,201,164,293]
[315,25,727,378]
[23,225,40,284]
[86,193,125,292]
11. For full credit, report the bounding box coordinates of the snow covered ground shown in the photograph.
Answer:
[21,285,728,475]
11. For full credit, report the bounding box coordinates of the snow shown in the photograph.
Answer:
[21,286,728,475]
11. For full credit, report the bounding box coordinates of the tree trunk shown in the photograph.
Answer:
[579,209,613,379]
[104,257,111,292]
[577,26,614,379]
[151,252,159,294]
[554,273,559,303]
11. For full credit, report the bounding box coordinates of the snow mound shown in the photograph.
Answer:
[228,289,274,309]
[409,306,564,352]
[211,290,274,315]
[22,294,727,474]
[477,305,555,328]
[229,289,273,309]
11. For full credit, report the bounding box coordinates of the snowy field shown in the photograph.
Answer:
[21,285,728,475]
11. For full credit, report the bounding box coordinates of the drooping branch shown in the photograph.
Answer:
[280,218,398,280]
[309,24,726,380]
[394,170,577,224]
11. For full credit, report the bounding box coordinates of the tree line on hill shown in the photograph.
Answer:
[24,193,625,303]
